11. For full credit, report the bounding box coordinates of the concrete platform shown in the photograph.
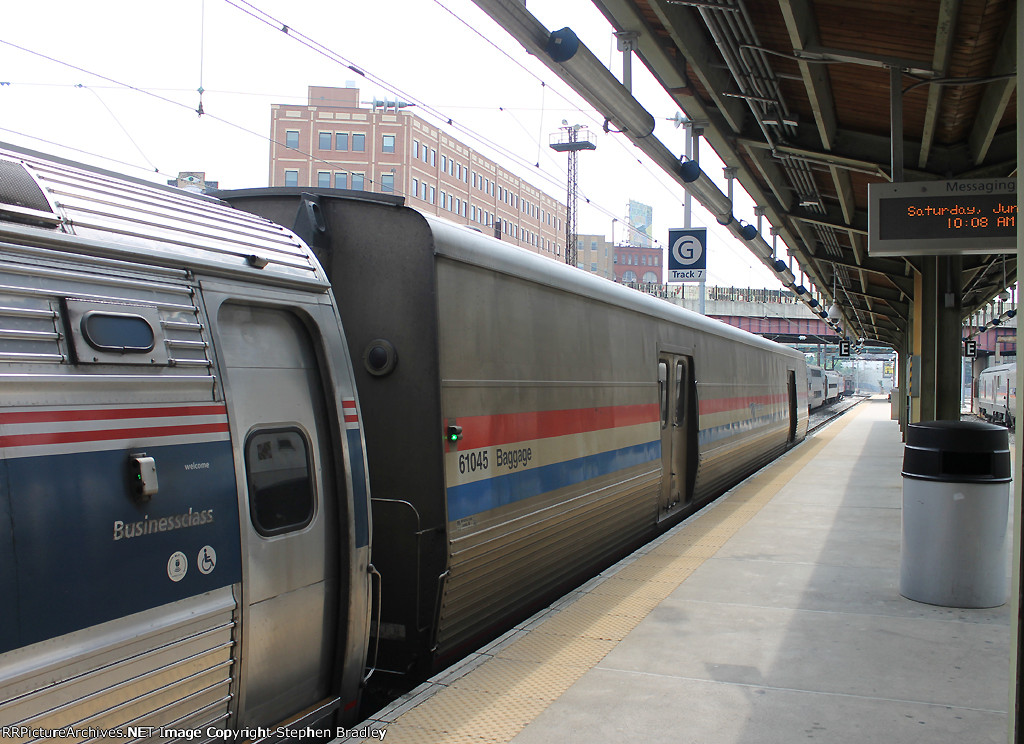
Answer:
[342,398,1013,743]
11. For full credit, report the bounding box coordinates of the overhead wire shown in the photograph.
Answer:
[1,0,756,268]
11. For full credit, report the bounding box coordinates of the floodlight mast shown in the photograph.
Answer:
[550,122,596,267]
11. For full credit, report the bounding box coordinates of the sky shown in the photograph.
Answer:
[0,0,785,288]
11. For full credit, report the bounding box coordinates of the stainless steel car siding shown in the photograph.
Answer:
[429,216,806,660]
[0,156,371,734]
[0,589,236,738]
[1,147,328,290]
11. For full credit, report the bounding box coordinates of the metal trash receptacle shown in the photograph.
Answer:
[899,420,1011,608]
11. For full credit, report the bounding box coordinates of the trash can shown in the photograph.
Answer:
[899,420,1011,608]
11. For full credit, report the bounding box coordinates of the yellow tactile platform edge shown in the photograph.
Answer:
[373,414,856,743]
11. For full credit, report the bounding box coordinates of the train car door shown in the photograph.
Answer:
[659,354,696,518]
[213,301,339,728]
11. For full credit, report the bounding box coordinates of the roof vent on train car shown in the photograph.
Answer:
[0,158,61,228]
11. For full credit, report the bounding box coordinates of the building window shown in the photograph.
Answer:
[421,182,428,199]
[412,177,419,197]
[381,173,394,193]
[336,133,349,151]
[352,133,366,152]
[430,149,436,167]
[335,172,348,189]
[285,131,299,149]
[317,171,331,188]
[318,132,332,150]
[351,173,364,191]
[441,154,447,172]
[382,134,396,153]
[284,170,298,187]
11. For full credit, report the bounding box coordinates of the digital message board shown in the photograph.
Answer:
[868,178,1016,256]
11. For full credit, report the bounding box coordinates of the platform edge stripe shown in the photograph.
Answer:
[380,407,864,743]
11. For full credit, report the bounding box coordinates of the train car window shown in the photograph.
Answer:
[245,428,315,537]
[64,299,169,365]
[674,361,686,425]
[81,312,155,353]
[659,361,669,428]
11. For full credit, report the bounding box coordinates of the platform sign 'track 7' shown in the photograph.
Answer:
[667,228,707,282]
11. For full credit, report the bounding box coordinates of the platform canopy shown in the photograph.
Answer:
[473,0,1017,350]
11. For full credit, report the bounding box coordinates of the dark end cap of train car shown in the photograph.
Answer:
[0,157,60,228]
[902,420,1011,483]
[211,186,405,209]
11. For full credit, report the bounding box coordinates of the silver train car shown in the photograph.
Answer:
[808,365,826,409]
[220,189,809,680]
[977,362,1016,428]
[824,370,844,404]
[0,147,373,740]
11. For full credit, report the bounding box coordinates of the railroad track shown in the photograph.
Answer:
[808,394,870,434]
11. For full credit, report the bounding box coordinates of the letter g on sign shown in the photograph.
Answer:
[672,235,703,266]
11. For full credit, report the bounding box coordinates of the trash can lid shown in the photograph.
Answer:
[902,419,1011,482]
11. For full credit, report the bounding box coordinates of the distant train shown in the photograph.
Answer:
[807,365,844,410]
[0,144,808,739]
[977,362,1016,428]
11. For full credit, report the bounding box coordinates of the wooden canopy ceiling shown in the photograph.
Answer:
[590,0,1017,347]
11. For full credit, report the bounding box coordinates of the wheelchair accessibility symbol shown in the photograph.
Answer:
[198,545,217,575]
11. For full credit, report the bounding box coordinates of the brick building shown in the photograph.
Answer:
[613,243,663,284]
[269,86,569,261]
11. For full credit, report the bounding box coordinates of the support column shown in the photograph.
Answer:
[917,256,964,422]
[910,270,923,424]
[919,258,938,421]
[935,255,963,420]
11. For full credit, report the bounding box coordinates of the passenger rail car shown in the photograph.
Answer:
[221,189,809,681]
[824,370,844,404]
[0,147,372,740]
[977,362,1016,428]
[808,365,826,409]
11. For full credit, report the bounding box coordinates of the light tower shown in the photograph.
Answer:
[549,122,596,267]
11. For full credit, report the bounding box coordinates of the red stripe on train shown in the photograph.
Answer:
[0,405,228,425]
[454,404,660,450]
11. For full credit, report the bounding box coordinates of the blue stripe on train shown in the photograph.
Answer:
[0,441,241,654]
[446,440,661,522]
[444,408,791,523]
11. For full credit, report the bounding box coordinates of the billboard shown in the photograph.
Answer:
[628,200,653,248]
